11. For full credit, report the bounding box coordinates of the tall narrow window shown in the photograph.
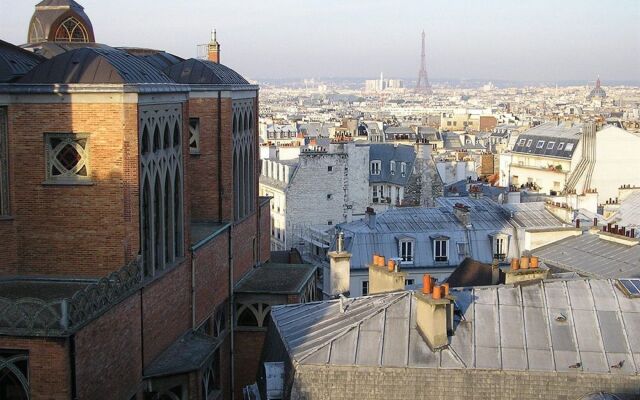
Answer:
[189,118,200,154]
[139,108,183,278]
[434,239,449,262]
[0,107,8,216]
[399,239,414,263]
[232,101,256,220]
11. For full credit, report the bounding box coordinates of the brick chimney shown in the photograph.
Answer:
[326,232,351,297]
[208,29,220,63]
[414,274,454,350]
[368,256,406,295]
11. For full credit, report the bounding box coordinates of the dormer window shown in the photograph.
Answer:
[557,142,565,150]
[399,239,414,263]
[430,235,449,263]
[400,162,407,177]
[546,141,555,150]
[370,160,381,175]
[536,140,545,149]
[490,232,510,261]
[565,143,574,151]
[390,160,396,175]
[526,139,532,147]
[517,139,526,146]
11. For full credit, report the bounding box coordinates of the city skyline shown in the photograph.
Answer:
[1,0,639,82]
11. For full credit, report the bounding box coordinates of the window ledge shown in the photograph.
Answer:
[42,180,94,186]
[0,215,14,221]
[189,151,201,156]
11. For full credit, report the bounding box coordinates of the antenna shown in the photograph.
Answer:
[416,30,433,94]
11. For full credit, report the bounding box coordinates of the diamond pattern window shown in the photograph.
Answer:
[189,118,200,154]
[45,133,90,183]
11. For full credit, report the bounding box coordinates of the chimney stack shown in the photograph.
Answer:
[326,232,352,298]
[415,274,454,350]
[368,255,406,295]
[208,29,221,63]
[365,207,377,229]
[505,256,549,284]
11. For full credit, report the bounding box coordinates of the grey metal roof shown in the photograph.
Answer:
[531,233,640,279]
[164,58,248,85]
[369,143,415,185]
[612,192,640,229]
[0,40,43,82]
[271,279,640,375]
[511,122,581,159]
[442,131,463,149]
[22,42,109,59]
[234,263,316,295]
[503,201,566,228]
[19,47,174,84]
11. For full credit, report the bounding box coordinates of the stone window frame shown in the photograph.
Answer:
[189,118,201,155]
[0,107,9,216]
[43,132,92,185]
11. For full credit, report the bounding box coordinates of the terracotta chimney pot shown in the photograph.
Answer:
[442,283,450,297]
[422,274,433,295]
[511,258,520,271]
[432,285,443,300]
[520,257,530,269]
[530,256,539,269]
[388,259,396,272]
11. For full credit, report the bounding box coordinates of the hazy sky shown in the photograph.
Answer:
[1,0,639,82]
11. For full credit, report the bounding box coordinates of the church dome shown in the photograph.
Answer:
[27,0,95,45]
[587,77,606,99]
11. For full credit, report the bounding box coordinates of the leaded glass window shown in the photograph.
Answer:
[45,133,90,183]
[54,17,89,43]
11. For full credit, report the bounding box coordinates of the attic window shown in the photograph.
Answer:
[526,139,533,147]
[536,140,545,149]
[565,143,574,151]
[517,139,526,146]
[557,142,565,150]
[546,141,555,150]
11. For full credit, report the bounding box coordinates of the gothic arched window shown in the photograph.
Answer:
[0,352,29,400]
[54,17,89,43]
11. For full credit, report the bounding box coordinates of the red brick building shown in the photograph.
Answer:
[0,2,317,399]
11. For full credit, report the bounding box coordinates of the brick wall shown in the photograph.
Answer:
[193,231,229,326]
[292,365,640,400]
[234,330,267,397]
[0,219,17,274]
[0,337,71,400]
[74,294,142,400]
[7,102,139,277]
[141,260,192,366]
[233,215,258,284]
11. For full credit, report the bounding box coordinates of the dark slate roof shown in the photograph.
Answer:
[164,58,249,85]
[0,277,91,301]
[143,332,218,378]
[369,143,415,185]
[384,126,416,141]
[0,40,44,82]
[234,263,316,294]
[445,258,499,287]
[119,48,184,71]
[511,122,581,159]
[19,47,174,84]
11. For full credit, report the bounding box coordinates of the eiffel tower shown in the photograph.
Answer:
[416,30,433,94]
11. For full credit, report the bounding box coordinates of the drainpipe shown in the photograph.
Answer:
[228,225,235,400]
[191,250,196,328]
[69,334,77,400]
[218,91,223,222]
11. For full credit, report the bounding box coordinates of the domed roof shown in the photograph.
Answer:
[0,40,44,82]
[19,47,173,84]
[28,0,95,44]
[164,58,249,85]
[587,77,606,99]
